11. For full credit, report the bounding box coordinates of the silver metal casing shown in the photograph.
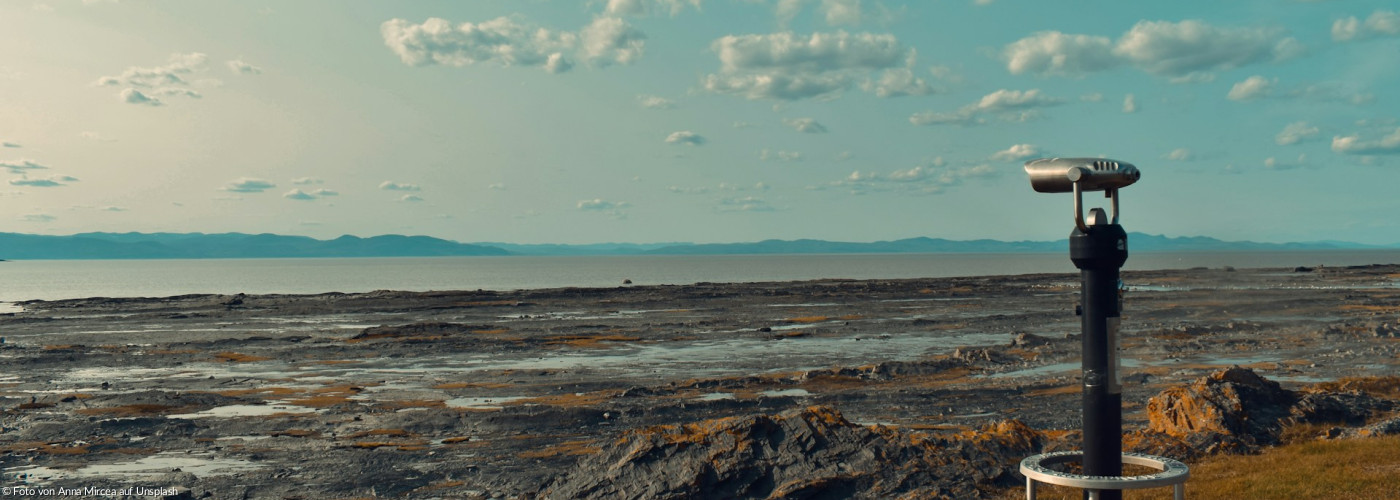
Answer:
[1024,157,1141,193]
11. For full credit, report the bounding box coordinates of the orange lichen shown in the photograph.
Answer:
[784,316,830,323]
[1027,384,1079,397]
[376,399,447,410]
[270,429,320,438]
[518,440,603,459]
[213,352,270,363]
[544,334,641,348]
[472,329,511,334]
[442,436,472,444]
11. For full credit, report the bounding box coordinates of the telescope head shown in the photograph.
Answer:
[1024,157,1140,194]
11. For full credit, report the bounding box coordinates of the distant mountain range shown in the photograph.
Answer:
[0,231,1392,260]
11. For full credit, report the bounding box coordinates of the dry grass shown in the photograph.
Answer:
[213,351,271,363]
[1000,436,1400,499]
[1309,376,1400,400]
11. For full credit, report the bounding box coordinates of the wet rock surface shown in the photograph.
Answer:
[0,264,1397,498]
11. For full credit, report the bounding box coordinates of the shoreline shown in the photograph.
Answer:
[1,264,1398,498]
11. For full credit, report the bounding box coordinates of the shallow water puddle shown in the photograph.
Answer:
[5,452,263,483]
[759,388,810,398]
[168,404,320,419]
[445,396,529,409]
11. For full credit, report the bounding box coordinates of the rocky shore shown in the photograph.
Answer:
[2,264,1398,498]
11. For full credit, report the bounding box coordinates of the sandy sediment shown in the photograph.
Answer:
[1,264,1398,498]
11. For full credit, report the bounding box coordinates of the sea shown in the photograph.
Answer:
[1,250,1398,303]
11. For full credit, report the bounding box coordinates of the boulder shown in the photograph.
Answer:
[1146,367,1297,451]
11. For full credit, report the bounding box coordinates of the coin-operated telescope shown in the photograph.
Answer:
[1017,158,1187,500]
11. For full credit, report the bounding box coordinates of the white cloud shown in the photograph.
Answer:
[223,178,275,193]
[1264,153,1309,170]
[488,183,507,190]
[291,177,323,185]
[284,189,315,200]
[577,198,631,218]
[401,194,424,202]
[121,88,162,106]
[910,88,1062,127]
[19,214,55,223]
[991,144,1039,161]
[380,181,421,191]
[832,162,996,194]
[821,0,862,26]
[98,53,209,105]
[1333,10,1400,42]
[311,189,338,196]
[1332,128,1400,155]
[760,149,803,162]
[665,131,705,145]
[1122,93,1138,113]
[703,30,913,100]
[1276,121,1320,146]
[226,59,263,75]
[1080,93,1104,102]
[381,16,646,73]
[578,199,629,210]
[637,94,675,109]
[580,16,647,67]
[1165,148,1194,161]
[781,117,828,133]
[860,58,936,98]
[605,0,702,17]
[1228,75,1275,101]
[0,159,48,173]
[10,175,76,187]
[1004,31,1118,76]
[1005,20,1301,78]
[717,196,776,212]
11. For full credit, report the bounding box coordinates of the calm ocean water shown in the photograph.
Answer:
[1,250,1399,302]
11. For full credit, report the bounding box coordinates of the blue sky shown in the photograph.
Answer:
[1,0,1398,245]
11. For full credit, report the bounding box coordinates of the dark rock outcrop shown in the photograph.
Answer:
[540,406,1043,500]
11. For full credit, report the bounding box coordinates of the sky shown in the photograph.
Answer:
[1,0,1398,245]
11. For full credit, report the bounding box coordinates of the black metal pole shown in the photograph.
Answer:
[1070,218,1127,500]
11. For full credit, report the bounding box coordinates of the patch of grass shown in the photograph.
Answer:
[1309,376,1400,400]
[213,351,270,363]
[1001,436,1400,499]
